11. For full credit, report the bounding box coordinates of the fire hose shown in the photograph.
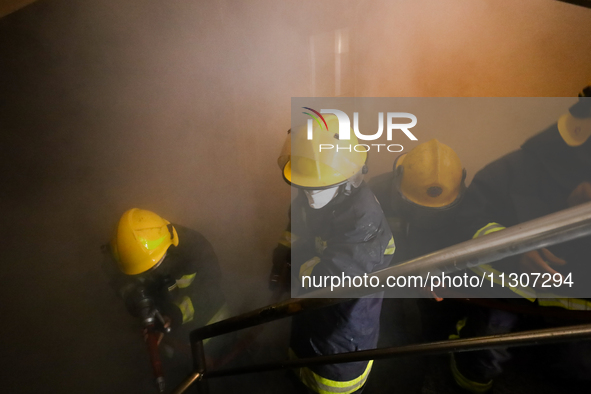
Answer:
[136,290,170,393]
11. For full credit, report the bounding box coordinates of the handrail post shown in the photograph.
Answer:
[191,338,208,393]
[170,372,201,394]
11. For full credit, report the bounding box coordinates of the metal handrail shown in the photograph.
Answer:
[204,323,591,379]
[173,201,591,393]
[171,323,591,394]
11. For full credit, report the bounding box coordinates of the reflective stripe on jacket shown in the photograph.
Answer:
[470,222,591,310]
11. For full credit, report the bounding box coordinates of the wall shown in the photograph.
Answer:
[0,0,590,392]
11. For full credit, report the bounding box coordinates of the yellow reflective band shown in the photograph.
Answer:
[473,223,506,239]
[299,257,322,287]
[448,317,467,340]
[537,296,591,311]
[177,273,196,289]
[384,236,396,255]
[469,264,537,302]
[175,296,195,324]
[450,353,493,393]
[279,231,297,248]
[289,349,373,394]
[448,320,493,393]
[472,223,542,302]
[137,234,167,250]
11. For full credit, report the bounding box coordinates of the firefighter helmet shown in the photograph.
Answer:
[558,84,591,147]
[395,139,465,208]
[282,114,367,189]
[111,208,179,275]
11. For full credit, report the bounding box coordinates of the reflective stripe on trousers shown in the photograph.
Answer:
[289,349,372,394]
[449,318,493,393]
[450,353,492,394]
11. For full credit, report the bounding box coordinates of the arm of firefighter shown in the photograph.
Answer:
[159,270,200,328]
[119,285,159,324]
[157,279,186,329]
[162,229,223,328]
[470,222,565,286]
[296,211,392,294]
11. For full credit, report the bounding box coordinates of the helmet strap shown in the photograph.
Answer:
[166,223,174,240]
[343,182,353,196]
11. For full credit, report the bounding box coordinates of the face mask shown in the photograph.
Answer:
[304,187,339,209]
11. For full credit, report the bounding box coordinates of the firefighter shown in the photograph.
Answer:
[104,208,230,385]
[450,85,591,392]
[369,139,470,265]
[273,115,395,394]
[369,138,476,297]
[368,140,479,393]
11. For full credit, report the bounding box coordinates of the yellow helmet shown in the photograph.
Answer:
[111,208,179,275]
[283,114,367,188]
[558,83,591,147]
[395,139,465,208]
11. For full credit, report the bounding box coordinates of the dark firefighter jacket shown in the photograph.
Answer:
[369,172,477,346]
[464,123,591,304]
[286,182,395,389]
[106,225,226,333]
